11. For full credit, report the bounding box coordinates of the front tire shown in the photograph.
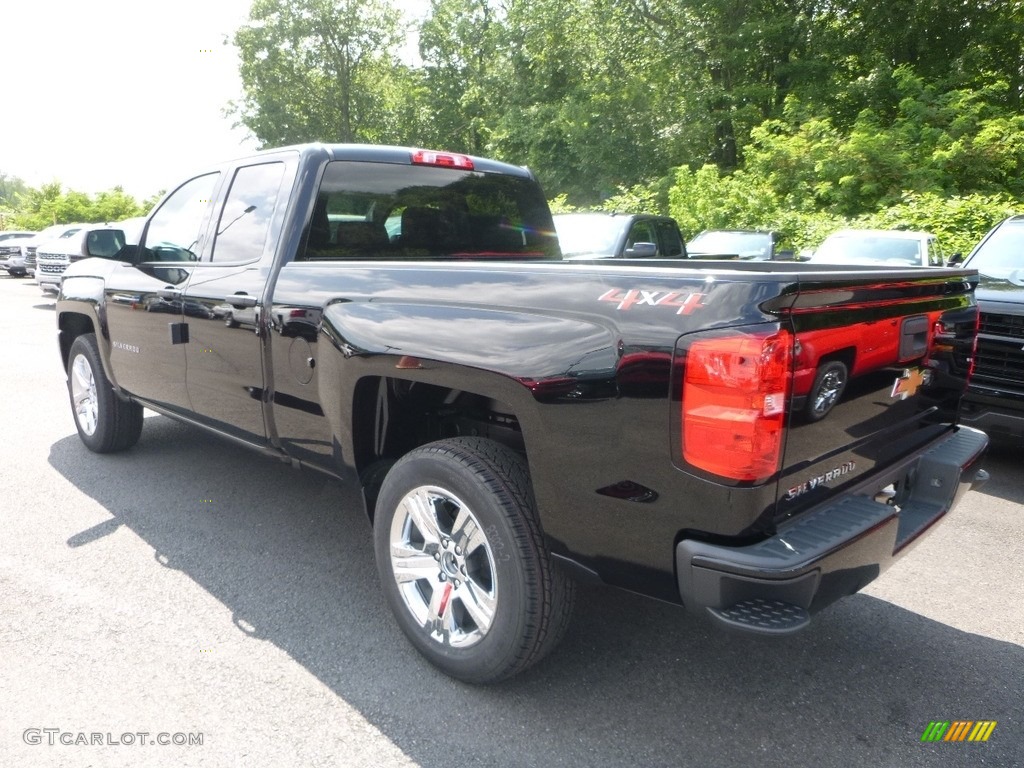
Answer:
[67,333,144,452]
[374,437,575,683]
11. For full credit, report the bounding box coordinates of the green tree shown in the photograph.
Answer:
[233,0,411,146]
[92,187,147,223]
[476,0,676,202]
[628,0,823,169]
[0,173,29,209]
[7,183,146,231]
[417,0,499,154]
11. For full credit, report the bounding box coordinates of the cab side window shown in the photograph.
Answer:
[626,221,658,253]
[142,173,220,262]
[210,162,286,263]
[656,221,685,257]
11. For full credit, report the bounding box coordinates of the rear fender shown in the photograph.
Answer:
[316,297,619,511]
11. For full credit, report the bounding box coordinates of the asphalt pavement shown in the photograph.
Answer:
[0,273,1020,767]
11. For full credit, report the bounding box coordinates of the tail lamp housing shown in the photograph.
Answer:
[678,327,793,483]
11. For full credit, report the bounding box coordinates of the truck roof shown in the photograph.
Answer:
[213,143,536,180]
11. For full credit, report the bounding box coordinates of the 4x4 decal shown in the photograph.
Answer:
[599,288,706,314]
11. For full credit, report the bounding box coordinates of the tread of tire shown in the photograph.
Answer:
[410,437,576,680]
[70,334,143,453]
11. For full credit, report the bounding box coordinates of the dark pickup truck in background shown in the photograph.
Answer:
[57,143,988,683]
[957,214,1024,440]
[553,211,687,259]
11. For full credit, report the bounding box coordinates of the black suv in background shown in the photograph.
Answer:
[959,214,1024,440]
[553,212,687,259]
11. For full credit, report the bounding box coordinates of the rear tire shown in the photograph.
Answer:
[804,360,848,421]
[373,437,575,683]
[67,333,144,452]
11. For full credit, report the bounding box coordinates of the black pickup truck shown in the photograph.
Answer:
[957,214,1024,441]
[57,144,988,683]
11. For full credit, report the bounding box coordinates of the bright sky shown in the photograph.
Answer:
[2,0,428,202]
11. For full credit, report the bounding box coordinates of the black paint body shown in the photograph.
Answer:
[57,144,985,607]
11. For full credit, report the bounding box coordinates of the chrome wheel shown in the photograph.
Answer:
[71,353,98,436]
[806,360,849,421]
[66,333,144,452]
[389,485,497,649]
[812,370,844,413]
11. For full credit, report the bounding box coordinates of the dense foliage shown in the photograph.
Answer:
[8,1,1019,251]
[227,0,1023,250]
[0,180,152,233]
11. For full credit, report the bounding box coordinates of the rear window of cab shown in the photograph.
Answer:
[300,161,560,261]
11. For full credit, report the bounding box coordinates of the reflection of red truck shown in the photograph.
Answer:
[793,312,936,420]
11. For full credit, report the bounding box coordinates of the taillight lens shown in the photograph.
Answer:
[967,308,979,382]
[682,329,792,482]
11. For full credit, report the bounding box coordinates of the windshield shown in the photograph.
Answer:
[813,233,922,266]
[967,220,1023,276]
[552,215,626,257]
[689,231,772,258]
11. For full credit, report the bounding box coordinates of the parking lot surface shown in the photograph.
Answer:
[0,274,1020,767]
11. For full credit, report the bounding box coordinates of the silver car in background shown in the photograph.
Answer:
[36,225,127,293]
[0,231,37,276]
[22,224,86,278]
[808,228,945,267]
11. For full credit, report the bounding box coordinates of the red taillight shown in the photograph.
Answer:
[682,329,792,482]
[967,310,980,382]
[411,150,475,170]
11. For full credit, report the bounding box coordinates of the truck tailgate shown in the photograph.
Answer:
[773,269,979,525]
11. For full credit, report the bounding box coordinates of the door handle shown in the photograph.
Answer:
[227,293,257,308]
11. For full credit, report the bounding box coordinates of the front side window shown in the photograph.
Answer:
[300,162,558,261]
[210,162,285,262]
[968,220,1024,273]
[656,221,684,257]
[142,173,219,262]
[626,221,657,250]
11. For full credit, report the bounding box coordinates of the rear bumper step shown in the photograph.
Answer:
[677,426,989,636]
[707,599,810,634]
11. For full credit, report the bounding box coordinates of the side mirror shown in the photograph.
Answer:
[946,252,964,266]
[625,242,658,258]
[84,229,127,260]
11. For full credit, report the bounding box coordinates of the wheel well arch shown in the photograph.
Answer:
[351,375,526,523]
[58,312,97,369]
[817,345,855,372]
